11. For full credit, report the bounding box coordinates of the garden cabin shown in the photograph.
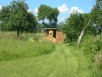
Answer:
[44,28,65,43]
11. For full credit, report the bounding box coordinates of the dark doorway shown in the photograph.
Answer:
[53,30,56,38]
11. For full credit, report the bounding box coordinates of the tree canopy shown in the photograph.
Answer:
[90,0,102,35]
[38,4,59,28]
[62,13,86,42]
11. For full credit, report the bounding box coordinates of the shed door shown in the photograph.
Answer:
[53,30,56,38]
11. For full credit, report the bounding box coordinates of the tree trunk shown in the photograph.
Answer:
[17,30,20,36]
[77,28,85,45]
[77,19,91,45]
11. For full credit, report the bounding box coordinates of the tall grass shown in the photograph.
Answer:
[0,32,55,61]
[68,34,102,77]
[79,34,102,59]
[78,34,102,77]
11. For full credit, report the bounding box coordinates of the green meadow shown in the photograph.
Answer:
[0,32,94,77]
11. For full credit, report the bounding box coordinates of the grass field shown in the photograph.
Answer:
[0,32,93,77]
[0,32,55,61]
[0,45,92,77]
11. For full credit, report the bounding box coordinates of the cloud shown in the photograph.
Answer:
[0,5,2,10]
[28,8,38,16]
[33,8,38,14]
[59,16,67,23]
[28,9,32,13]
[70,7,84,14]
[58,4,68,13]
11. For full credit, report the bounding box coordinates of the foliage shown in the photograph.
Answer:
[77,34,102,77]
[0,0,38,36]
[62,13,86,42]
[38,4,59,28]
[96,0,102,9]
[79,35,102,58]
[91,0,102,35]
[24,12,38,33]
[47,8,59,27]
[91,7,102,26]
[61,0,102,43]
[38,4,50,21]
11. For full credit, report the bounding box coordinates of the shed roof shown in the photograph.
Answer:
[44,28,58,30]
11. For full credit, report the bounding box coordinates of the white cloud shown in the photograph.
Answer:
[70,7,84,14]
[33,8,38,14]
[59,16,67,23]
[58,4,68,13]
[28,8,38,16]
[0,5,2,10]
[28,9,32,13]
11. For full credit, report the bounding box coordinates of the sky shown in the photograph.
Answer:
[0,0,96,22]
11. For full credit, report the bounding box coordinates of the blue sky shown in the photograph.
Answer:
[0,0,96,22]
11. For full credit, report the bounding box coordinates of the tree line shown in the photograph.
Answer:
[0,0,102,43]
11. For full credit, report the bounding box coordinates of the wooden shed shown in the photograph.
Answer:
[44,28,65,43]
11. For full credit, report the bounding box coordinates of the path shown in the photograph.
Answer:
[0,44,91,77]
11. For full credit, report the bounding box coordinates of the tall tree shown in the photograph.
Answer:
[91,0,102,34]
[0,6,11,30]
[38,4,59,28]
[96,0,102,9]
[0,0,38,36]
[62,13,85,42]
[25,12,38,33]
[38,4,51,22]
[47,8,59,27]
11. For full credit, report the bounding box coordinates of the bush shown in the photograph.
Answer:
[78,34,102,77]
[79,35,102,59]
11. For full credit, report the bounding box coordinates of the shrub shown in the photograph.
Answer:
[78,34,102,77]
[79,35,102,59]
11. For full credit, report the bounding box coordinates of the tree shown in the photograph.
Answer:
[77,18,91,45]
[38,4,59,28]
[0,6,11,31]
[96,0,102,9]
[61,0,102,44]
[38,4,51,22]
[62,13,85,42]
[91,0,102,35]
[25,12,38,33]
[0,0,38,36]
[47,8,59,27]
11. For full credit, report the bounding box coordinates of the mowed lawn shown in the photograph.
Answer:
[0,44,92,77]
